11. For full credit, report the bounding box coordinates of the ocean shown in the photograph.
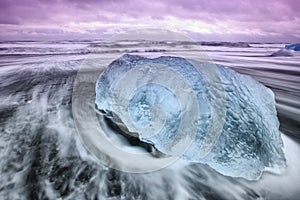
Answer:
[0,40,299,199]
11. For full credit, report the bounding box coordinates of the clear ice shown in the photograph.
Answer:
[95,54,287,180]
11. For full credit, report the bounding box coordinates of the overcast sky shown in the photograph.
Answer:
[0,0,299,42]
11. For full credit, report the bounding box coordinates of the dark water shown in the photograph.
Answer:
[0,40,299,199]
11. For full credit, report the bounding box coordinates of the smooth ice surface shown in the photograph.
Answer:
[95,54,287,180]
[285,44,300,51]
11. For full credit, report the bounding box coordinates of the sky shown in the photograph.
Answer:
[0,0,299,42]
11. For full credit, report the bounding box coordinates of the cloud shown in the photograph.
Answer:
[0,0,299,41]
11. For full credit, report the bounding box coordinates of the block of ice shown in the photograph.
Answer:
[95,54,286,180]
[285,43,300,51]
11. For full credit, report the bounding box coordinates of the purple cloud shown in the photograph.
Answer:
[0,0,299,41]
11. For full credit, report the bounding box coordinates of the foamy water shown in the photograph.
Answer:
[0,40,299,199]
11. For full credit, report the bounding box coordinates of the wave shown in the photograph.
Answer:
[0,42,300,199]
[1,66,299,199]
[271,49,294,57]
[89,41,251,48]
[0,49,169,57]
